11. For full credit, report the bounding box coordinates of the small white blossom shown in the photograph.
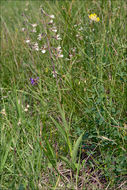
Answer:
[25,39,30,43]
[41,49,46,54]
[79,27,83,31]
[56,34,60,38]
[52,29,57,33]
[22,27,25,32]
[72,47,76,52]
[35,47,39,51]
[56,34,61,40]
[33,42,39,51]
[57,37,61,40]
[65,58,70,61]
[56,46,61,51]
[34,42,38,47]
[56,46,63,58]
[24,108,28,112]
[51,26,57,33]
[49,15,55,19]
[18,118,21,126]
[31,23,37,27]
[58,54,64,58]
[69,54,73,58]
[37,34,42,40]
[52,71,58,78]
[49,20,53,24]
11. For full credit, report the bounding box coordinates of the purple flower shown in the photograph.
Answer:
[30,77,39,85]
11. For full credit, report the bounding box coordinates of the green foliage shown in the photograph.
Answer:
[0,0,126,189]
[51,102,84,170]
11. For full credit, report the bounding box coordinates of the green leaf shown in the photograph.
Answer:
[0,140,12,172]
[51,114,72,158]
[72,132,84,163]
[59,156,75,170]
[57,103,69,133]
[51,116,67,143]
[45,138,57,165]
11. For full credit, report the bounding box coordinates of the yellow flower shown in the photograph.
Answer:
[89,13,100,22]
[45,68,48,73]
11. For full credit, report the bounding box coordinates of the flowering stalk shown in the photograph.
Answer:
[41,8,58,84]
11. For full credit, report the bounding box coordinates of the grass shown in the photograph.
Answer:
[0,0,127,189]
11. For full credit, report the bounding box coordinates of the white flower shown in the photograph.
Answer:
[34,42,38,47]
[65,58,70,61]
[37,34,42,40]
[49,20,53,24]
[32,28,36,33]
[25,39,30,43]
[22,27,25,32]
[52,71,58,78]
[56,34,60,38]
[72,47,76,52]
[52,29,57,33]
[58,54,64,58]
[56,46,63,58]
[33,43,39,51]
[35,47,39,51]
[24,108,28,112]
[31,23,37,27]
[57,37,61,40]
[56,46,61,51]
[18,118,21,126]
[49,15,55,19]
[56,34,61,40]
[41,49,46,54]
[51,26,57,33]
[79,27,83,31]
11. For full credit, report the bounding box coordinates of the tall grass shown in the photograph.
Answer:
[0,0,126,189]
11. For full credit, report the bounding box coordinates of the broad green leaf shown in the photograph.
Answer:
[72,132,84,163]
[51,116,67,143]
[57,103,69,133]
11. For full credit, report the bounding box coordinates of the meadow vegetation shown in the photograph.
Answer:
[0,0,127,189]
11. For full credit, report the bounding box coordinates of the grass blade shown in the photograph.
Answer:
[72,132,84,163]
[51,116,67,143]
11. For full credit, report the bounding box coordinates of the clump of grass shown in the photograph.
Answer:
[1,0,126,189]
